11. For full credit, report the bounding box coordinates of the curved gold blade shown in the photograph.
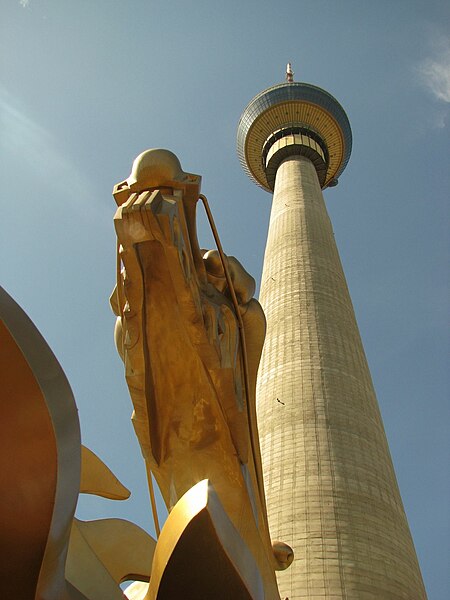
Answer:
[66,518,156,597]
[80,446,130,500]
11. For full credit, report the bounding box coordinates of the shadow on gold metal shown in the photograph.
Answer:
[147,479,262,599]
[0,287,155,599]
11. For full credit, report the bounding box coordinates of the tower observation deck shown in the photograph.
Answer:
[237,69,427,599]
[237,76,352,192]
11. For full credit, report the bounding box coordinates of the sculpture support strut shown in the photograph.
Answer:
[198,192,265,507]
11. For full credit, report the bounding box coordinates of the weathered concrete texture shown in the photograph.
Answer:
[256,155,427,599]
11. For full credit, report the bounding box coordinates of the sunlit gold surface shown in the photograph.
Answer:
[112,149,290,597]
[0,318,59,598]
[147,480,263,599]
[244,100,345,189]
[80,445,131,500]
[66,518,156,599]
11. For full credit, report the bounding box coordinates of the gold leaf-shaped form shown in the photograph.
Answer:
[66,518,156,598]
[80,446,130,500]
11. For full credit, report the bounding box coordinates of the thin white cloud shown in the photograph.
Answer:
[418,35,450,103]
[0,87,97,217]
[430,109,447,130]
[19,0,30,7]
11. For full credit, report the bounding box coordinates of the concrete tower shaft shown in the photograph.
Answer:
[237,77,427,599]
[256,154,426,598]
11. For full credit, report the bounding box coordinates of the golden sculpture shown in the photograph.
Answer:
[112,149,292,598]
[0,148,292,599]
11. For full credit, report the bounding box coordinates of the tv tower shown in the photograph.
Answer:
[237,66,427,599]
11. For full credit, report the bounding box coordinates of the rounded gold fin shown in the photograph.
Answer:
[80,446,130,500]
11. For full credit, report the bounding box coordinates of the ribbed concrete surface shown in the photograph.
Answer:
[256,155,427,599]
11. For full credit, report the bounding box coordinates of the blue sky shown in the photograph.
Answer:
[1,1,449,597]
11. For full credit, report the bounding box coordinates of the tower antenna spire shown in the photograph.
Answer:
[286,62,294,83]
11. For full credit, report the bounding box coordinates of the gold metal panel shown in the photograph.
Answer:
[80,446,131,500]
[0,319,57,599]
[0,288,155,599]
[146,480,262,600]
[0,286,82,599]
[66,518,156,598]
